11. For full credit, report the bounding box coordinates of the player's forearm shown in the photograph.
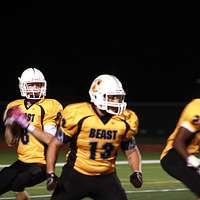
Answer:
[46,138,61,173]
[126,146,142,172]
[173,140,189,160]
[46,154,56,174]
[28,125,54,144]
[173,127,192,160]
[4,126,17,147]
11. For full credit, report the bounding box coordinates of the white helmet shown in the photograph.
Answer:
[18,68,47,99]
[89,74,127,115]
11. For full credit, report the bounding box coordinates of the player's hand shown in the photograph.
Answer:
[130,171,143,188]
[187,155,200,168]
[47,172,59,191]
[4,106,18,125]
[4,106,29,129]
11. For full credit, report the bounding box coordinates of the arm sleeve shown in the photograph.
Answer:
[121,136,137,151]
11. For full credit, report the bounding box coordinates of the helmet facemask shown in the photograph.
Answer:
[19,81,46,99]
[105,94,127,115]
[89,74,127,115]
[18,68,47,100]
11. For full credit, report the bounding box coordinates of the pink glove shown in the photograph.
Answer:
[5,106,29,129]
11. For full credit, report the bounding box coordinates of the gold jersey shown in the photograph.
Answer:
[160,99,200,160]
[60,102,139,176]
[5,98,63,164]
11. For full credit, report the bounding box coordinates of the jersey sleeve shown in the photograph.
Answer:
[60,104,80,137]
[123,109,139,140]
[43,99,63,127]
[180,100,200,132]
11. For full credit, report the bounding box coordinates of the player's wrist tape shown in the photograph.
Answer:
[27,124,35,132]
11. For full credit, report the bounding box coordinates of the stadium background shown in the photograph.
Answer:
[0,2,200,147]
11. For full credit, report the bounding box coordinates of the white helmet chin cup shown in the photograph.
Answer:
[89,74,127,115]
[18,68,47,99]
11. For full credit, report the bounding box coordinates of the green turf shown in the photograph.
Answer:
[0,150,197,200]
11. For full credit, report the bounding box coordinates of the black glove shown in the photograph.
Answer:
[130,171,143,188]
[46,172,59,191]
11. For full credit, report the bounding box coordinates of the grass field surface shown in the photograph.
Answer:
[0,150,197,200]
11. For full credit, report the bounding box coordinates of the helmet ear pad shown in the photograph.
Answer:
[89,74,127,115]
[18,68,47,99]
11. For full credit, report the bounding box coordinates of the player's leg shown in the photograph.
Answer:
[90,173,128,200]
[161,149,200,198]
[0,164,18,195]
[16,191,30,200]
[50,185,68,200]
[11,162,46,192]
[50,164,90,200]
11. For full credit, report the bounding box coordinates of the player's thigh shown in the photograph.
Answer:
[92,188,127,200]
[50,186,71,200]
[27,164,46,186]
[0,166,18,193]
[93,173,128,200]
[51,191,66,200]
[12,164,46,188]
[0,166,17,180]
[161,149,188,178]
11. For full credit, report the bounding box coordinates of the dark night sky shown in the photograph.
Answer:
[1,2,200,104]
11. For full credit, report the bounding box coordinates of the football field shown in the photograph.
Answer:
[0,150,197,200]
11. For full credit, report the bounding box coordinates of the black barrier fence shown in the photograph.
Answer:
[0,101,185,144]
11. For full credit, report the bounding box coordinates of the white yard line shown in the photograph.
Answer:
[0,160,160,168]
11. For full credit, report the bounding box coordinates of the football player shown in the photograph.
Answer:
[46,74,143,200]
[0,68,63,200]
[160,99,200,199]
